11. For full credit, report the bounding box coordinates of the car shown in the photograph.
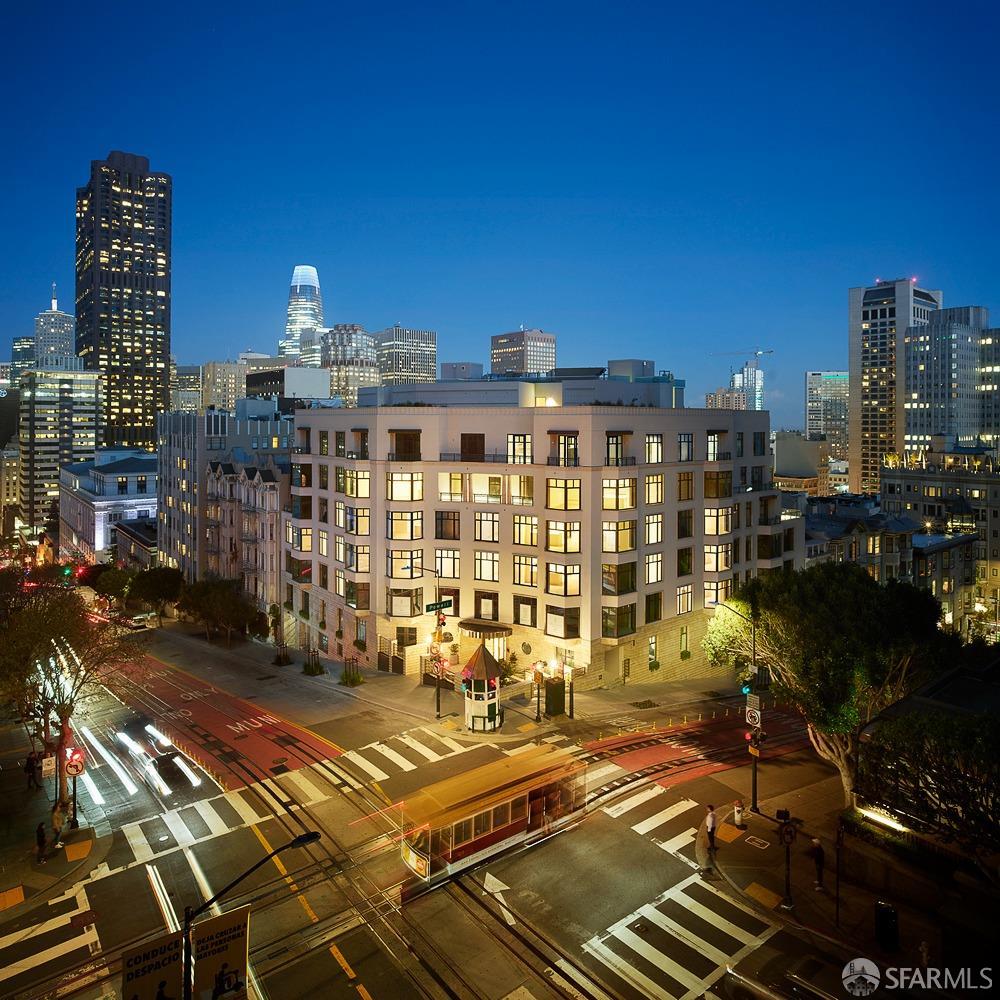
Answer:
[126,613,157,630]
[719,933,849,1000]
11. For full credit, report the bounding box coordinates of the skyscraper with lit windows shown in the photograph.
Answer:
[280,265,324,360]
[75,151,171,449]
[35,284,76,359]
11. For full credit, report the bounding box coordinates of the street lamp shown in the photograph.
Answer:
[182,830,320,1000]
[402,560,449,718]
[711,599,762,812]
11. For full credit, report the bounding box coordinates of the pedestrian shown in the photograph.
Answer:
[706,804,718,852]
[808,837,826,890]
[51,802,67,851]
[35,822,47,864]
[25,751,40,790]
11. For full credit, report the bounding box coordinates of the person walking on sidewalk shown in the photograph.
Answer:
[706,804,718,852]
[35,823,47,864]
[51,802,67,851]
[808,837,826,890]
[25,751,40,790]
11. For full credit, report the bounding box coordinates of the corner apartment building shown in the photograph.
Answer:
[157,399,294,582]
[59,449,157,563]
[205,460,288,611]
[282,375,803,689]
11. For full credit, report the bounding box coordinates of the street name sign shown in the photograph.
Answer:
[425,599,453,612]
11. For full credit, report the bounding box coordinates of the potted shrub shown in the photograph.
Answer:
[649,660,661,671]
[449,642,460,665]
[354,638,367,652]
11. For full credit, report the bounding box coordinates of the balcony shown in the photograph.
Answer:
[707,451,733,462]
[758,515,783,526]
[439,452,513,464]
[387,452,422,462]
[345,450,369,460]
[604,456,637,467]
[547,456,581,467]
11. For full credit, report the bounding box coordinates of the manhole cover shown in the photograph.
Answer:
[631,700,659,710]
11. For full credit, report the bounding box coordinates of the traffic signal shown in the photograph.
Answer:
[437,612,446,629]
[744,730,753,743]
[62,565,73,577]
[740,679,753,695]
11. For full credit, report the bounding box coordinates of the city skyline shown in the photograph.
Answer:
[2,4,998,429]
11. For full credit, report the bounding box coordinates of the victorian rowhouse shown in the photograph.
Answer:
[205,460,288,611]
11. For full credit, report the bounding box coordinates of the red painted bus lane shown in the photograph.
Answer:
[109,656,342,789]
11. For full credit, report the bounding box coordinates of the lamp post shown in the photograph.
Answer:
[402,561,449,718]
[182,830,320,1000]
[713,599,761,811]
[533,661,544,722]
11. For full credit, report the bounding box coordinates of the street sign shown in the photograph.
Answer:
[64,747,86,777]
[425,599,453,613]
[745,708,761,727]
[121,930,183,1000]
[748,744,760,757]
[192,905,250,1000]
[779,822,797,845]
[41,755,56,779]
[746,693,761,711]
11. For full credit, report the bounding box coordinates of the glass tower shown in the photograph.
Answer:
[75,151,171,449]
[280,265,324,360]
[35,284,76,359]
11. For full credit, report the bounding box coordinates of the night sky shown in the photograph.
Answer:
[3,1,998,427]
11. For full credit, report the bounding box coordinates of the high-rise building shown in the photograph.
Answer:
[321,325,380,405]
[11,336,35,382]
[729,359,764,411]
[76,151,171,449]
[705,387,748,410]
[0,446,19,536]
[441,362,484,381]
[903,306,986,453]
[280,266,324,360]
[202,361,248,411]
[171,364,203,412]
[375,325,437,385]
[490,329,556,375]
[34,284,75,359]
[18,366,100,531]
[805,371,849,460]
[849,278,942,493]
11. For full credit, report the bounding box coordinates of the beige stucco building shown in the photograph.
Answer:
[282,376,803,689]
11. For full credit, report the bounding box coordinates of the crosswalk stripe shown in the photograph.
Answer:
[395,733,442,761]
[603,785,664,818]
[281,768,328,804]
[259,776,294,806]
[542,733,569,743]
[587,762,627,784]
[688,874,771,922]
[368,742,417,771]
[659,828,697,854]
[631,799,698,836]
[504,742,536,756]
[223,789,264,826]
[192,799,230,837]
[343,750,390,782]
[161,810,197,848]
[636,903,730,965]
[583,937,674,1000]
[0,926,99,984]
[421,728,466,753]
[316,760,362,790]
[612,925,703,993]
[668,891,754,945]
[122,823,153,863]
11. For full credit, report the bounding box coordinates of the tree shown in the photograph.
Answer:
[703,562,944,806]
[214,581,258,647]
[93,567,133,610]
[0,581,142,805]
[177,580,222,639]
[130,566,184,623]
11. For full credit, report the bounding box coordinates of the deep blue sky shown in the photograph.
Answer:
[3,1,998,427]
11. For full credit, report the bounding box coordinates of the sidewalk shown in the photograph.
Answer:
[692,748,954,966]
[0,714,108,921]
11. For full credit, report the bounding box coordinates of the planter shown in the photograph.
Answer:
[318,621,327,629]
[680,650,691,660]
[353,640,367,652]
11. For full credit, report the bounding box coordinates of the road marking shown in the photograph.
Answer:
[587,762,627,784]
[659,828,697,854]
[583,937,674,1000]
[395,733,442,761]
[330,943,357,979]
[281,768,328,804]
[483,873,517,926]
[192,799,230,837]
[259,776,294,807]
[146,864,181,932]
[366,742,417,772]
[223,790,264,826]
[316,760,363,790]
[669,890,754,945]
[249,825,320,924]
[636,902,730,965]
[603,785,664,818]
[631,798,698,836]
[161,810,197,848]
[554,958,614,1000]
[0,926,100,984]
[542,733,569,743]
[356,986,374,1000]
[421,728,467,753]
[122,823,154,863]
[614,924,704,992]
[504,742,536,756]
[343,750,390,782]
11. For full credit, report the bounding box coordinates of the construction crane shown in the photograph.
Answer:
[709,348,775,358]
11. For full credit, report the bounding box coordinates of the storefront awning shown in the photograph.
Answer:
[457,619,513,638]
